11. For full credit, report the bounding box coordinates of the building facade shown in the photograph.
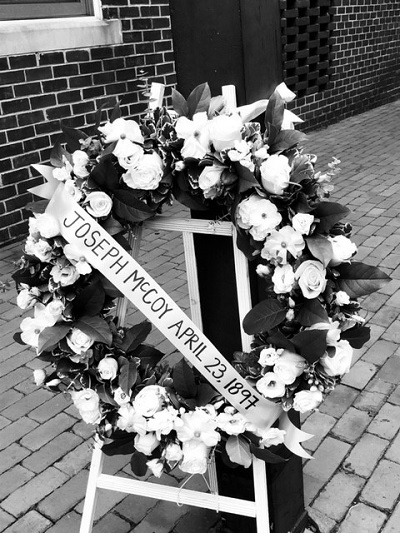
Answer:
[0,0,399,243]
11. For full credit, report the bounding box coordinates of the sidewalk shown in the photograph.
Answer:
[1,99,400,533]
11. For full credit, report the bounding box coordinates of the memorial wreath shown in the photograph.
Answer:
[12,82,390,477]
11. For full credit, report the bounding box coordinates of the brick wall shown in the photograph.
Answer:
[0,0,176,244]
[1,1,400,244]
[282,0,400,131]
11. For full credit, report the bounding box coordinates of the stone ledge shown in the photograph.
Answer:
[0,17,122,57]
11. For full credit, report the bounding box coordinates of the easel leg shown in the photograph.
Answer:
[253,457,270,533]
[79,444,104,533]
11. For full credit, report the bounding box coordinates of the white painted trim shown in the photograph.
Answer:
[0,14,122,57]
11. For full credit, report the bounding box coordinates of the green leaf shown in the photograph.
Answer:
[110,100,121,123]
[99,274,123,298]
[73,280,106,318]
[225,435,252,468]
[243,299,286,335]
[196,383,219,406]
[90,154,120,190]
[61,124,88,152]
[171,184,208,211]
[311,202,350,233]
[186,82,211,119]
[56,357,86,374]
[113,189,156,223]
[120,321,152,353]
[97,382,119,406]
[101,216,124,236]
[172,359,197,399]
[249,443,288,463]
[233,162,260,193]
[50,141,72,168]
[341,325,371,349]
[291,329,327,364]
[130,451,150,477]
[305,235,333,267]
[171,88,189,117]
[102,435,135,456]
[265,91,285,132]
[267,330,296,352]
[75,315,112,346]
[24,200,50,214]
[118,356,138,395]
[269,130,308,154]
[132,345,164,367]
[296,298,330,327]
[38,324,71,354]
[336,262,391,298]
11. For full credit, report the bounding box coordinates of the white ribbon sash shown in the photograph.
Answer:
[46,182,312,458]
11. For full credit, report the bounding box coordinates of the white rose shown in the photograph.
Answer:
[293,390,323,413]
[257,427,286,447]
[274,350,306,385]
[33,369,46,386]
[335,291,351,306]
[116,142,144,169]
[85,191,112,218]
[17,288,40,310]
[295,260,327,299]
[236,194,282,241]
[180,439,209,475]
[133,385,166,417]
[260,154,291,195]
[208,113,243,151]
[164,442,183,462]
[66,327,94,354]
[256,372,286,399]
[45,299,65,318]
[26,238,53,263]
[320,340,353,376]
[70,389,101,425]
[256,264,271,278]
[53,166,71,181]
[198,164,224,193]
[98,357,118,380]
[72,150,89,167]
[64,180,83,202]
[291,213,314,235]
[34,213,61,239]
[271,264,295,294]
[134,432,159,456]
[72,150,89,177]
[51,264,80,287]
[328,235,357,266]
[258,347,283,367]
[122,152,163,190]
[146,458,164,478]
[146,407,178,439]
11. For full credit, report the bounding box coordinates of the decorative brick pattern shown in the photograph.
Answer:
[0,0,177,244]
[283,1,400,130]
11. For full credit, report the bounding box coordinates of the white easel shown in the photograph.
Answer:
[79,85,271,533]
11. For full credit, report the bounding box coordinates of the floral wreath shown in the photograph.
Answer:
[13,82,390,476]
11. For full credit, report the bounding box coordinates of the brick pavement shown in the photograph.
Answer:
[1,100,400,533]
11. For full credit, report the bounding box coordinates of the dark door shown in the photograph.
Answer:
[170,0,282,104]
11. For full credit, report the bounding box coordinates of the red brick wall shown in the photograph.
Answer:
[282,0,400,130]
[1,0,400,243]
[0,0,176,244]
